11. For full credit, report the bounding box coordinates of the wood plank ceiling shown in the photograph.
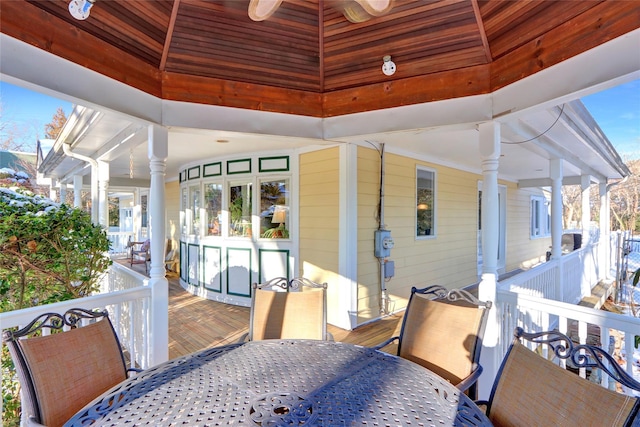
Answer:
[2,0,639,117]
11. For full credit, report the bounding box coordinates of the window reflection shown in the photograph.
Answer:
[260,179,289,239]
[190,185,201,236]
[205,183,222,236]
[229,183,252,237]
[416,168,434,237]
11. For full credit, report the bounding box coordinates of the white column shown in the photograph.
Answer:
[73,175,83,208]
[599,182,610,279]
[49,178,57,202]
[147,124,169,365]
[581,174,591,246]
[477,121,500,400]
[90,164,99,224]
[550,158,564,302]
[59,182,67,205]
[98,160,110,228]
[479,121,500,288]
[550,159,563,260]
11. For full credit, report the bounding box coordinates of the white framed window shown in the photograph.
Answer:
[531,195,550,238]
[189,184,201,237]
[416,167,436,238]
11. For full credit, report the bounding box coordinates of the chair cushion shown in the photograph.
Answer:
[399,295,481,384]
[252,288,324,340]
[489,341,638,427]
[19,319,127,427]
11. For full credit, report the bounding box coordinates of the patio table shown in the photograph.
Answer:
[64,340,492,426]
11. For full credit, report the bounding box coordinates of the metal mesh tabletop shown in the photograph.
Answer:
[64,340,492,426]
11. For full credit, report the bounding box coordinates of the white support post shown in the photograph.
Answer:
[49,178,57,202]
[599,182,610,279]
[550,158,563,301]
[550,159,563,260]
[147,124,169,366]
[98,160,110,228]
[59,182,67,205]
[73,175,83,208]
[479,121,500,294]
[477,121,500,400]
[581,174,591,246]
[90,164,99,224]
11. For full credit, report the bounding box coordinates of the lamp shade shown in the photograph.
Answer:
[272,206,287,224]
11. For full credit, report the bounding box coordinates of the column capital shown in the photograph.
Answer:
[148,124,168,162]
[478,121,501,160]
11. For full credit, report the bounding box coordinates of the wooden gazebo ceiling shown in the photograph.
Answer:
[2,0,639,117]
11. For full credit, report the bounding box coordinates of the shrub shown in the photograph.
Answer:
[0,187,111,309]
[1,185,112,425]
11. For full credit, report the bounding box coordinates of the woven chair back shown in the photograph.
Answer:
[3,310,128,427]
[488,340,639,427]
[251,287,326,340]
[399,294,485,384]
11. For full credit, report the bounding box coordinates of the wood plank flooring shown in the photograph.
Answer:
[165,275,403,359]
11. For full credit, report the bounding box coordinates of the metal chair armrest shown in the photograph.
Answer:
[127,367,143,376]
[455,363,482,393]
[237,332,249,343]
[372,336,399,351]
[473,400,489,414]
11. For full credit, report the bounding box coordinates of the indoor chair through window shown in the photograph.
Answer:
[374,285,492,400]
[239,277,333,342]
[2,308,135,427]
[480,327,640,427]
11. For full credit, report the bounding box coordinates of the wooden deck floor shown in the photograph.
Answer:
[164,274,403,359]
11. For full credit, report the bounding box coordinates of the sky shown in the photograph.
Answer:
[0,79,638,160]
[582,79,640,162]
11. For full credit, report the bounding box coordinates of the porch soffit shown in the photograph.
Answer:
[1,0,639,118]
[2,2,636,186]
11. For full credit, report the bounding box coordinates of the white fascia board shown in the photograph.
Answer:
[323,95,492,140]
[492,29,640,121]
[161,99,324,139]
[0,34,161,125]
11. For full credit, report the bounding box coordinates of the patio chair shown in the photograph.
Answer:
[128,237,150,272]
[479,327,640,427]
[374,285,492,399]
[239,277,333,342]
[2,308,136,427]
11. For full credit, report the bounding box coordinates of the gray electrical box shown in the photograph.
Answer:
[374,229,394,258]
[384,260,395,279]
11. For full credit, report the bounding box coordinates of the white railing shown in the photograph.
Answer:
[496,288,640,396]
[0,287,152,370]
[107,231,134,257]
[1,262,166,371]
[103,261,148,292]
[499,239,603,305]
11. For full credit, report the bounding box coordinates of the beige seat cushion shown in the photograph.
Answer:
[19,319,127,427]
[489,341,638,427]
[399,295,481,385]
